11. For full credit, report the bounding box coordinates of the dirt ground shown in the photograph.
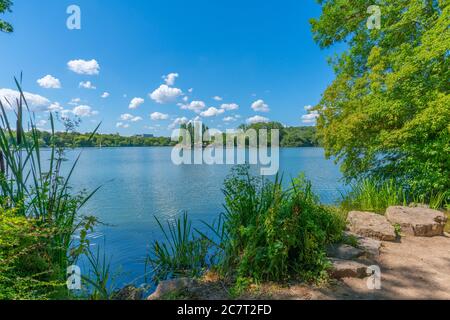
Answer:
[188,233,450,300]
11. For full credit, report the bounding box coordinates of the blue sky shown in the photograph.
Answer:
[0,0,340,136]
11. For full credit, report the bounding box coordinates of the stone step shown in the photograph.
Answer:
[386,206,447,237]
[347,211,396,241]
[329,258,369,279]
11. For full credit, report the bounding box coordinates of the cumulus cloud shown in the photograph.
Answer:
[200,107,225,117]
[72,105,99,117]
[67,59,100,75]
[0,88,51,111]
[163,73,179,86]
[130,116,143,122]
[246,115,269,124]
[223,116,237,122]
[304,105,314,111]
[101,92,110,98]
[150,112,169,120]
[120,113,134,121]
[150,84,183,104]
[188,88,193,93]
[129,97,144,109]
[37,75,61,89]
[301,111,319,124]
[119,113,142,122]
[68,98,81,106]
[116,122,129,129]
[169,117,189,129]
[48,102,64,112]
[220,103,239,111]
[179,100,206,113]
[213,96,223,101]
[79,81,96,90]
[251,99,270,113]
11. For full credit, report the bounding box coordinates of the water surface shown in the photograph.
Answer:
[58,147,344,286]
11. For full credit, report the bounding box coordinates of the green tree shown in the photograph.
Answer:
[0,0,13,33]
[311,0,449,199]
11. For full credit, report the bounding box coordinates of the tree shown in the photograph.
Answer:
[311,0,449,199]
[0,0,13,33]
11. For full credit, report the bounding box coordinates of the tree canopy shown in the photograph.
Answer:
[311,0,449,199]
[0,0,13,33]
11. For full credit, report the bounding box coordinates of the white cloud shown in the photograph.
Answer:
[0,88,50,111]
[200,107,225,117]
[72,105,98,117]
[116,122,129,129]
[247,115,269,124]
[251,99,270,113]
[304,105,314,111]
[179,100,206,113]
[301,111,319,124]
[221,103,239,111]
[48,102,64,112]
[150,84,183,104]
[120,113,134,121]
[150,112,169,120]
[37,75,61,89]
[67,59,100,75]
[188,88,193,93]
[101,92,110,98]
[182,96,189,102]
[169,117,189,129]
[79,81,96,90]
[163,73,179,86]
[130,116,143,122]
[69,98,81,106]
[129,97,144,109]
[223,116,237,122]
[213,96,223,101]
[36,119,47,128]
[120,113,141,122]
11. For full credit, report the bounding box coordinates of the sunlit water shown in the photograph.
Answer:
[51,147,345,288]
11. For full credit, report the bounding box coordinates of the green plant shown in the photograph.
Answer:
[202,166,345,286]
[0,208,65,299]
[147,212,211,283]
[81,245,116,300]
[311,0,450,202]
[341,178,408,214]
[0,77,100,298]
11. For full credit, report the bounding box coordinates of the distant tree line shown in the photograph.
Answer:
[30,122,319,148]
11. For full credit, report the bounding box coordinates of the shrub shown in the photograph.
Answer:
[0,208,65,299]
[207,166,345,284]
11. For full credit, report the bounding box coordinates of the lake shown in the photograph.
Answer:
[61,147,344,288]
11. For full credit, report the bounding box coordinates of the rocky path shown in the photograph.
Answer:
[146,206,450,300]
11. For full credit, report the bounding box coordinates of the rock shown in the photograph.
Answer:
[147,278,195,300]
[329,258,369,279]
[326,244,364,260]
[344,231,382,261]
[347,211,396,241]
[386,206,447,237]
[112,285,143,300]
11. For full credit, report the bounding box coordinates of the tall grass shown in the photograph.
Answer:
[147,212,210,282]
[341,178,448,214]
[0,77,100,296]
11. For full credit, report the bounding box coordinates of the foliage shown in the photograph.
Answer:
[311,0,450,201]
[147,212,211,282]
[0,0,13,33]
[0,78,100,299]
[239,122,319,147]
[0,208,65,299]
[203,166,345,286]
